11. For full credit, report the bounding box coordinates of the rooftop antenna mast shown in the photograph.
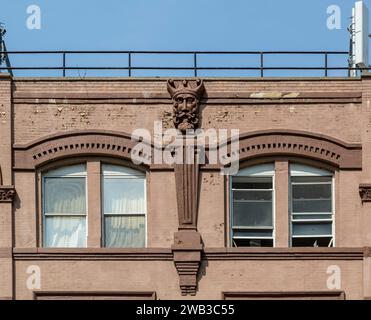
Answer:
[348,1,369,77]
[0,23,12,76]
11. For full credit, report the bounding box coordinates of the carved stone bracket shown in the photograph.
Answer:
[172,141,203,295]
[359,184,371,202]
[172,231,203,296]
[0,186,16,203]
[167,79,205,132]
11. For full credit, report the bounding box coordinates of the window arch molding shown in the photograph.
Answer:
[13,130,155,171]
[213,129,362,170]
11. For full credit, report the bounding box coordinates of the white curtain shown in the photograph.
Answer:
[103,178,145,214]
[44,177,86,247]
[44,178,86,214]
[103,177,146,247]
[45,216,86,247]
[104,215,145,248]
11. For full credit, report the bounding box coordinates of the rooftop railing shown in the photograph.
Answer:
[0,50,367,78]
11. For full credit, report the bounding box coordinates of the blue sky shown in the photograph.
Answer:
[1,0,370,77]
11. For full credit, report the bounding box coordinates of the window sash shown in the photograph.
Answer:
[232,200,273,228]
[231,188,273,191]
[291,182,332,185]
[44,216,87,248]
[232,227,273,239]
[42,168,88,248]
[103,214,146,248]
[104,212,145,216]
[292,235,333,238]
[102,164,147,248]
[231,173,274,246]
[102,177,146,215]
[232,236,273,240]
[291,212,332,215]
[44,213,86,216]
[289,166,335,247]
[232,226,274,230]
[43,176,87,215]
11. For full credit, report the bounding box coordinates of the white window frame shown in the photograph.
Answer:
[230,163,276,247]
[101,164,147,248]
[289,164,335,247]
[42,164,88,248]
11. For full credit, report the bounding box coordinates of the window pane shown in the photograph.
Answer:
[292,237,333,247]
[105,215,145,248]
[103,178,145,214]
[291,176,332,183]
[232,177,272,189]
[102,164,145,177]
[293,214,332,220]
[233,190,272,201]
[233,239,273,247]
[292,222,332,236]
[44,178,86,214]
[292,184,331,199]
[233,201,273,227]
[233,229,273,238]
[292,199,332,213]
[44,216,86,247]
[44,164,86,177]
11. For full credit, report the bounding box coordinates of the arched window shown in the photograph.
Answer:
[230,162,335,248]
[41,161,147,248]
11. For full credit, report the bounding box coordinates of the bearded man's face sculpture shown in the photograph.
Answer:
[167,79,205,133]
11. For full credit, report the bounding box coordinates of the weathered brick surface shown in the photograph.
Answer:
[0,75,13,299]
[1,76,371,299]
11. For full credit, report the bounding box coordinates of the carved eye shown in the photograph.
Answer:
[176,98,183,103]
[187,98,195,104]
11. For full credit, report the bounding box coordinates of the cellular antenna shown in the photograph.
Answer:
[0,23,12,76]
[349,1,369,77]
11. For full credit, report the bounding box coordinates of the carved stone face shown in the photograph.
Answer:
[174,93,197,112]
[173,93,198,131]
[167,79,204,133]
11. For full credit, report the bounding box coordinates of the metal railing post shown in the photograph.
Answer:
[193,52,197,77]
[260,52,264,77]
[128,52,132,77]
[62,52,66,77]
[324,52,328,77]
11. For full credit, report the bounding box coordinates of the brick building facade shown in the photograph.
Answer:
[1,73,371,299]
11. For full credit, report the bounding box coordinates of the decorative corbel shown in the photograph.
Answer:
[0,185,16,203]
[166,90,205,295]
[172,231,203,296]
[172,147,203,296]
[167,79,205,133]
[359,184,371,202]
